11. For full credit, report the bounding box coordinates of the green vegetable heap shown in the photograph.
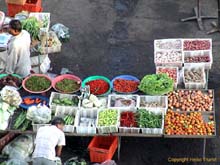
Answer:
[138,73,174,95]
[22,17,40,40]
[64,115,75,125]
[25,76,51,91]
[98,109,118,126]
[137,109,162,128]
[55,79,80,93]
[52,97,78,106]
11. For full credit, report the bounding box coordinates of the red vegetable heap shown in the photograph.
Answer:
[157,68,177,82]
[185,55,210,63]
[120,111,137,127]
[113,79,139,93]
[165,110,215,135]
[86,79,109,95]
[184,40,210,50]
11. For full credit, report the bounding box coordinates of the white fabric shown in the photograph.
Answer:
[32,125,66,161]
[6,30,31,78]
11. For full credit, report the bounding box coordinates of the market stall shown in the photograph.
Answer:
[0,7,216,163]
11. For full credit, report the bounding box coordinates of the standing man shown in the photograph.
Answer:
[6,19,31,78]
[32,117,66,165]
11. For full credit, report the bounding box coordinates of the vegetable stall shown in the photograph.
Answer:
[0,8,216,163]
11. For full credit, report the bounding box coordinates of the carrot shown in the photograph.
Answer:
[35,98,42,104]
[23,98,35,105]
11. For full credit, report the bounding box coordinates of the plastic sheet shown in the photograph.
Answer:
[51,23,70,42]
[2,134,33,161]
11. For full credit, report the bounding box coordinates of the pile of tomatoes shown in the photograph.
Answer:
[165,110,215,135]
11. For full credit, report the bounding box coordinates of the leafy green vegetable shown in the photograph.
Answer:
[55,79,80,93]
[138,73,174,95]
[52,97,78,106]
[137,109,162,128]
[25,76,51,91]
[21,17,40,40]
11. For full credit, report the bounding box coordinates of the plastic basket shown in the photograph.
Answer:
[111,75,140,94]
[88,136,118,163]
[32,123,51,132]
[82,75,111,96]
[22,74,52,94]
[52,74,81,94]
[0,74,23,90]
[7,0,42,17]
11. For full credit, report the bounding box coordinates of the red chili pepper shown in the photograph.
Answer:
[113,79,139,93]
[120,111,137,127]
[86,79,109,95]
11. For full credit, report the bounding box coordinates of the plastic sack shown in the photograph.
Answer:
[1,86,22,107]
[6,159,28,165]
[27,104,51,124]
[51,23,70,42]
[40,56,51,73]
[2,134,34,161]
[93,160,117,165]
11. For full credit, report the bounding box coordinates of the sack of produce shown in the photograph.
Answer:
[138,74,174,95]
[2,134,33,161]
[1,86,22,107]
[27,104,51,124]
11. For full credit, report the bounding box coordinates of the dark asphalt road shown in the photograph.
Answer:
[1,0,220,164]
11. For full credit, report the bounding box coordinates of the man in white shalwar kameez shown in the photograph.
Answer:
[5,20,31,78]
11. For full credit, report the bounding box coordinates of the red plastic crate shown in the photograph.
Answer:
[7,0,42,17]
[88,136,118,163]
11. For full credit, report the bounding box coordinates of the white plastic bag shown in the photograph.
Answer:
[27,105,51,124]
[51,23,70,42]
[40,56,51,73]
[2,134,34,161]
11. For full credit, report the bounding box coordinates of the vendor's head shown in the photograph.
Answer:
[51,117,65,131]
[8,19,22,36]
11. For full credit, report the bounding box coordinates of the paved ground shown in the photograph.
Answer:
[1,0,220,164]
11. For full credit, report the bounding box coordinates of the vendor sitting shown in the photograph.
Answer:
[4,19,31,78]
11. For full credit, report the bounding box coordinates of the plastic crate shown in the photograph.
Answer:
[97,109,120,134]
[183,50,213,70]
[118,108,140,134]
[7,0,42,17]
[138,109,164,135]
[49,92,80,108]
[156,66,179,88]
[88,136,118,163]
[54,106,77,133]
[32,123,51,132]
[29,12,50,33]
[107,94,139,109]
[183,64,206,89]
[139,95,168,113]
[75,109,97,134]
